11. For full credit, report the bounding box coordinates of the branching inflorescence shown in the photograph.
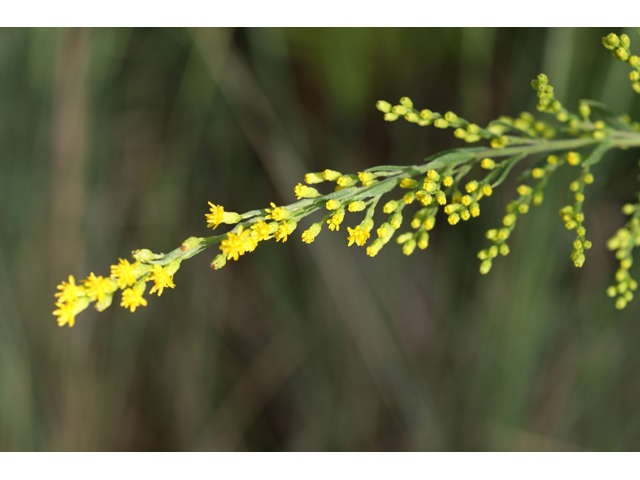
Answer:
[54,31,640,327]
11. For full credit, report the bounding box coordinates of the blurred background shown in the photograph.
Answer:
[1,27,640,451]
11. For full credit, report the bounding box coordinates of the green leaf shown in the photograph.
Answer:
[582,142,614,167]
[424,148,479,170]
[491,153,527,188]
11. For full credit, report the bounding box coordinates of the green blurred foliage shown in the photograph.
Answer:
[1,27,640,451]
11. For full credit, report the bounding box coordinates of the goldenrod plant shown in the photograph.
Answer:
[54,31,640,327]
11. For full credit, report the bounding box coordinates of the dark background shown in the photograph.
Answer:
[2,27,640,451]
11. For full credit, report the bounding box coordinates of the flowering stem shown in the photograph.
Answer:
[147,132,640,269]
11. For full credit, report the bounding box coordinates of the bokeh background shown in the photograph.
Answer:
[2,27,640,451]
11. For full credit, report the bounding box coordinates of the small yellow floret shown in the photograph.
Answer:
[347,225,371,247]
[532,168,545,179]
[302,223,322,244]
[304,172,325,184]
[326,199,341,210]
[481,158,495,170]
[83,273,113,303]
[220,226,251,261]
[205,202,225,229]
[148,265,175,296]
[427,170,440,181]
[358,171,375,185]
[424,217,436,231]
[53,301,77,328]
[348,201,367,212]
[566,151,580,166]
[265,202,289,222]
[442,176,453,187]
[400,178,417,189]
[424,181,437,193]
[250,219,273,242]
[383,201,398,214]
[294,183,319,199]
[121,287,147,313]
[323,169,341,181]
[55,275,84,304]
[275,222,296,242]
[448,213,460,225]
[110,258,139,289]
[327,210,345,231]
[517,185,533,196]
[366,239,384,257]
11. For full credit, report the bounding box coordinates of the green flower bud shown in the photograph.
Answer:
[402,239,416,256]
[376,100,392,113]
[420,109,433,120]
[211,253,227,270]
[578,103,591,118]
[620,34,631,49]
[444,111,458,123]
[602,33,620,50]
[479,259,492,275]
[396,232,413,244]
[132,249,161,263]
[614,47,630,62]
[392,105,408,115]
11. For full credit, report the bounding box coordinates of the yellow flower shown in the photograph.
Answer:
[481,158,495,170]
[366,239,384,257]
[55,275,83,304]
[323,169,341,181]
[83,273,115,303]
[110,258,139,289]
[148,265,175,296]
[53,301,76,327]
[265,202,289,222]
[275,221,296,243]
[427,170,440,181]
[305,172,324,184]
[358,171,375,185]
[566,151,581,166]
[206,202,241,230]
[121,287,148,312]
[220,226,251,261]
[347,225,371,246]
[205,202,225,229]
[326,199,341,210]
[294,183,319,199]
[302,223,322,244]
[250,219,273,242]
[327,210,345,231]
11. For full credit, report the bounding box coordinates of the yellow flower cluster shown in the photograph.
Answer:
[54,256,180,327]
[478,154,562,274]
[560,163,595,268]
[606,209,640,309]
[376,97,502,145]
[603,33,640,94]
[53,276,90,327]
